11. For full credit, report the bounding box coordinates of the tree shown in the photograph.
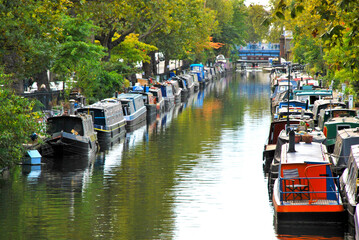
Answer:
[0,0,71,92]
[0,70,43,167]
[245,4,271,42]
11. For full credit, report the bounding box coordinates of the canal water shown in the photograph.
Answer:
[0,72,348,239]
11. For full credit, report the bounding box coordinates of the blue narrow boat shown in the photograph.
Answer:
[153,83,175,110]
[190,64,206,86]
[77,99,126,149]
[117,93,147,130]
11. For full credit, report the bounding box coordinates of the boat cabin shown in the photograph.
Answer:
[274,107,314,120]
[339,144,359,226]
[312,99,347,123]
[331,128,359,175]
[190,64,205,83]
[293,88,333,110]
[317,108,357,130]
[77,99,125,131]
[323,116,359,147]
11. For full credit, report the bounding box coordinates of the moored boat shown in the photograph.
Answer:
[42,114,98,156]
[322,116,359,151]
[149,86,165,112]
[180,74,195,94]
[76,99,126,149]
[273,131,345,225]
[117,93,147,130]
[154,83,175,110]
[330,128,359,175]
[190,64,206,86]
[130,86,158,118]
[339,144,359,231]
[312,99,347,125]
[169,80,182,104]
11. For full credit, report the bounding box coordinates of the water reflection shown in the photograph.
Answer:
[0,72,351,239]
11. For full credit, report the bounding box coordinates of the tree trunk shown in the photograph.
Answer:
[164,58,170,78]
[143,62,151,78]
[34,70,50,91]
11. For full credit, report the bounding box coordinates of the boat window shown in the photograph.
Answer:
[122,103,129,116]
[337,125,351,131]
[310,96,319,105]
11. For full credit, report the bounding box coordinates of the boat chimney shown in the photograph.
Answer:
[288,129,296,152]
[69,99,75,115]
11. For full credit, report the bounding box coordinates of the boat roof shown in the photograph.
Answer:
[190,64,204,67]
[294,90,333,96]
[313,99,345,107]
[350,144,359,165]
[337,128,359,139]
[325,116,359,125]
[281,142,328,164]
[118,93,141,99]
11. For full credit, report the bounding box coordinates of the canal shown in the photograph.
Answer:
[0,72,347,239]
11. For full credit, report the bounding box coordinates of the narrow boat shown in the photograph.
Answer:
[42,114,98,156]
[323,116,359,151]
[263,119,300,173]
[312,99,346,125]
[169,80,182,104]
[293,88,333,110]
[172,76,189,101]
[76,99,126,149]
[317,108,357,131]
[117,93,147,130]
[267,127,326,197]
[331,128,359,175]
[190,64,206,86]
[339,144,359,230]
[189,73,200,91]
[149,86,165,112]
[180,75,194,94]
[130,86,158,118]
[154,83,175,110]
[273,131,345,225]
[274,106,314,121]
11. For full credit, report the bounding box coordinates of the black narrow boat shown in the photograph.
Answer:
[42,114,98,156]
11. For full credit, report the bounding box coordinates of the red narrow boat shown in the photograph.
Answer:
[272,132,345,225]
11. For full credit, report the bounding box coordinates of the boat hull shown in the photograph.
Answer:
[95,121,126,149]
[125,107,147,131]
[273,179,345,224]
[43,132,97,156]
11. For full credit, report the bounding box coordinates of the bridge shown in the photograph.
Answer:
[234,43,280,63]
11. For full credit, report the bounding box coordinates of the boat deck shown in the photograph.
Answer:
[282,199,340,206]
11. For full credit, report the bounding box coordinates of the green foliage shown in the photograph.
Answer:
[245,4,271,42]
[292,34,324,72]
[0,88,44,168]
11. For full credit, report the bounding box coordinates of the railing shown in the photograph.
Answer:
[237,49,280,57]
[279,176,341,205]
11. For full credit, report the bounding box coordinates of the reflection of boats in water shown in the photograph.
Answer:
[96,137,125,176]
[39,154,96,193]
[123,124,147,151]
